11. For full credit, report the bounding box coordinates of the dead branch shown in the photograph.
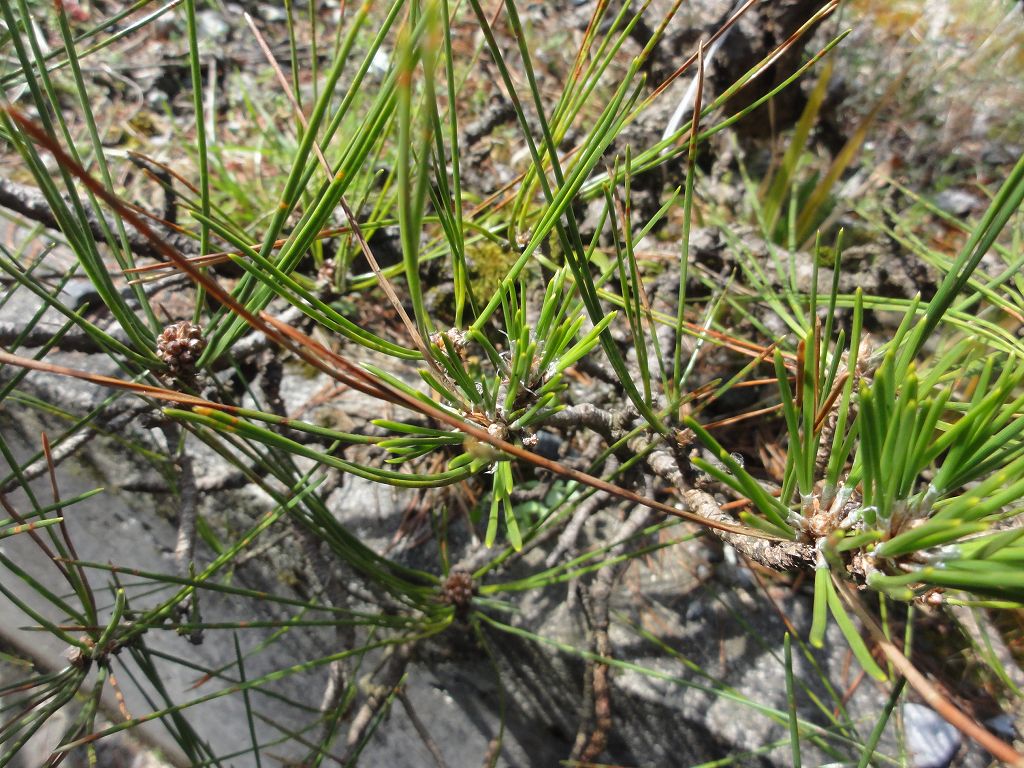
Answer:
[0,400,151,493]
[574,498,653,764]
[0,177,198,260]
[398,690,450,768]
[632,433,817,571]
[343,643,414,759]
[542,402,636,443]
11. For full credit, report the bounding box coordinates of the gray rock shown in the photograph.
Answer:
[904,702,961,768]
[195,10,230,43]
[934,188,978,217]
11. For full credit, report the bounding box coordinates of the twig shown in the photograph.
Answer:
[319,658,347,716]
[344,643,413,757]
[0,321,104,353]
[838,581,1024,766]
[577,578,613,765]
[41,433,95,622]
[119,468,249,494]
[571,636,596,760]
[398,690,450,768]
[0,176,197,260]
[545,487,614,568]
[6,105,785,550]
[0,401,150,493]
[157,423,198,578]
[631,429,817,571]
[576,498,654,764]
[542,402,636,443]
[243,12,447,385]
[580,618,612,764]
[315,528,357,757]
[680,488,815,571]
[304,469,359,753]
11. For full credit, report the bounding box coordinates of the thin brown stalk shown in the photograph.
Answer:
[243,13,445,382]
[6,106,784,545]
[0,491,75,585]
[702,402,785,430]
[838,581,1024,766]
[41,433,94,620]
[813,371,850,433]
[644,0,761,103]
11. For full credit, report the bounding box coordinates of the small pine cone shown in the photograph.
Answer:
[441,570,476,614]
[157,321,206,378]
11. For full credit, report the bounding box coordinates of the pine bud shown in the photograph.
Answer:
[441,570,476,614]
[157,321,206,378]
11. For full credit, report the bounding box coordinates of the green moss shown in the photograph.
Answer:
[466,239,519,305]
